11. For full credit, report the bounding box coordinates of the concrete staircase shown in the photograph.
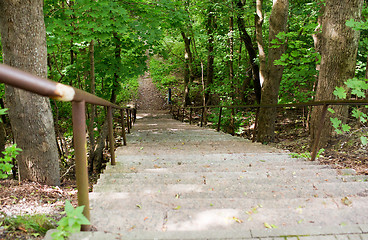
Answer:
[48,110,368,239]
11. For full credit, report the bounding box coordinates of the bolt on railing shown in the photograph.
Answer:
[173,99,368,162]
[0,64,135,230]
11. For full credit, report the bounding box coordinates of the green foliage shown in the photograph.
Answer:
[0,144,21,179]
[0,213,56,237]
[290,148,325,160]
[51,201,90,240]
[331,78,368,145]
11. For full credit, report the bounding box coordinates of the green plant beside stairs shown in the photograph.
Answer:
[51,200,90,240]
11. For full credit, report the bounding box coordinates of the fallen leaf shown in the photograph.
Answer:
[173,206,181,210]
[136,204,142,209]
[144,217,149,221]
[341,197,352,206]
[264,222,277,229]
[233,217,243,223]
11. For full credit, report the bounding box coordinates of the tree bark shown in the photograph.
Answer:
[181,32,193,106]
[0,0,60,185]
[257,0,289,143]
[88,40,96,173]
[310,0,363,147]
[237,0,262,103]
[255,0,266,87]
[205,8,215,106]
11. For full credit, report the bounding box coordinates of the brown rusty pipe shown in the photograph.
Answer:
[0,64,121,109]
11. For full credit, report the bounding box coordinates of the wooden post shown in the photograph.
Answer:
[120,109,127,146]
[200,107,204,127]
[252,107,260,142]
[182,108,185,122]
[231,108,235,136]
[107,106,115,165]
[217,107,223,132]
[126,109,130,134]
[72,101,90,231]
[189,107,192,125]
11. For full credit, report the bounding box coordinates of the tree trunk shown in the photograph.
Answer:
[257,0,289,143]
[0,0,60,185]
[237,0,262,103]
[88,40,96,173]
[229,15,235,102]
[181,32,193,106]
[310,0,363,148]
[205,7,215,106]
[255,0,266,87]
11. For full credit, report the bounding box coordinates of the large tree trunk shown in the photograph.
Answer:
[88,40,96,173]
[310,0,363,148]
[205,8,215,106]
[0,0,60,185]
[181,32,193,106]
[257,0,289,143]
[237,0,262,103]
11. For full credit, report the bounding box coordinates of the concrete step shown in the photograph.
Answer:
[96,171,364,187]
[92,181,368,199]
[98,169,356,183]
[44,224,368,240]
[89,194,367,211]
[89,206,368,232]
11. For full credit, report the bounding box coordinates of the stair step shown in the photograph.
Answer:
[89,194,367,211]
[92,181,368,199]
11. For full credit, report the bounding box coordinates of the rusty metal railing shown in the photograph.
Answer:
[0,63,136,230]
[172,99,368,162]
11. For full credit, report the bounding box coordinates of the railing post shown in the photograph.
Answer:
[311,104,329,161]
[71,101,90,231]
[200,107,204,127]
[129,109,133,128]
[189,107,192,125]
[231,108,235,136]
[252,107,260,142]
[217,107,223,132]
[126,109,131,134]
[107,106,116,165]
[133,108,137,123]
[120,109,127,146]
[182,108,185,122]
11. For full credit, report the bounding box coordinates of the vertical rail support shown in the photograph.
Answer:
[182,108,185,122]
[126,109,131,134]
[252,107,260,142]
[217,106,223,132]
[200,107,204,127]
[107,106,116,165]
[311,104,329,161]
[189,107,192,125]
[120,109,127,146]
[129,109,133,128]
[177,108,180,120]
[231,108,235,136]
[71,101,90,231]
[133,108,137,123]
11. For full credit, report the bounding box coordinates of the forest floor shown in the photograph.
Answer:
[1,72,367,239]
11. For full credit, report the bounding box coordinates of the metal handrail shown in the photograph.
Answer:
[0,63,136,230]
[173,98,368,162]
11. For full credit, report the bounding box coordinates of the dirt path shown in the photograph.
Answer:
[136,71,168,110]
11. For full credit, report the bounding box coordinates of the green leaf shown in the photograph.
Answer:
[360,136,368,146]
[330,117,341,129]
[327,108,335,114]
[333,87,347,99]
[341,124,351,132]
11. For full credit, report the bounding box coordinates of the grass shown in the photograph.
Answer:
[0,213,56,238]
